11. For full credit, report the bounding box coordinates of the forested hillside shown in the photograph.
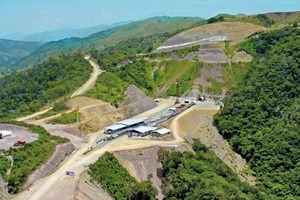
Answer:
[89,152,157,200]
[0,119,69,194]
[14,17,203,70]
[215,27,300,199]
[0,39,43,75]
[159,140,265,199]
[0,54,92,117]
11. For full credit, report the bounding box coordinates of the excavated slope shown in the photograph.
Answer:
[119,84,157,116]
[66,85,156,133]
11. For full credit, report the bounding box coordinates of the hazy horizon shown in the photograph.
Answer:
[0,0,299,39]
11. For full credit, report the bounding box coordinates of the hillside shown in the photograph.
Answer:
[20,21,129,42]
[215,27,300,199]
[265,11,300,26]
[14,17,203,70]
[0,53,92,118]
[157,22,266,51]
[0,39,43,75]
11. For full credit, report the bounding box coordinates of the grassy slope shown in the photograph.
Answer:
[158,60,202,96]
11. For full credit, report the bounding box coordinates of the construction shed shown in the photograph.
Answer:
[152,128,171,137]
[104,124,127,134]
[0,130,12,139]
[129,126,159,137]
[116,117,147,127]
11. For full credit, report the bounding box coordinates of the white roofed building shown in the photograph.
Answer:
[129,126,159,137]
[116,117,147,127]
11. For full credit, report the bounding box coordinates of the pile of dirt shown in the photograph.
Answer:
[177,108,256,186]
[74,171,112,200]
[23,142,75,189]
[66,96,128,133]
[232,51,253,63]
[119,85,157,116]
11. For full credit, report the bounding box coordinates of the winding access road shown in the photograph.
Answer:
[13,102,190,200]
[16,55,102,122]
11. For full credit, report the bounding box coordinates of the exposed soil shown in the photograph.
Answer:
[196,63,224,88]
[177,103,256,186]
[114,145,190,200]
[23,142,75,189]
[232,51,253,63]
[67,96,128,133]
[114,146,164,199]
[67,84,157,133]
[160,22,267,49]
[119,85,157,116]
[74,171,113,200]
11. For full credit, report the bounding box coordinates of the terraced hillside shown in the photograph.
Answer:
[157,22,267,51]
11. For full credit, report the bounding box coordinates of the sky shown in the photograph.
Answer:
[0,0,299,37]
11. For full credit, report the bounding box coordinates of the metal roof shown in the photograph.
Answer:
[116,117,147,126]
[154,128,171,135]
[132,126,159,133]
[105,124,126,131]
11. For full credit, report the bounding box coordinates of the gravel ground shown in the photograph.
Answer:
[0,124,38,150]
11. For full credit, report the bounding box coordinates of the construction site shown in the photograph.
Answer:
[0,21,263,200]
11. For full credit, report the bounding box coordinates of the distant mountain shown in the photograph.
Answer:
[14,16,204,70]
[0,39,43,75]
[19,21,130,42]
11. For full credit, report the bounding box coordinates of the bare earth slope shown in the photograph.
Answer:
[66,85,157,133]
[119,84,157,116]
[177,103,256,185]
[159,22,267,49]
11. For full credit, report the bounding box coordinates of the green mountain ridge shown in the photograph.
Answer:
[13,16,204,71]
[0,39,43,75]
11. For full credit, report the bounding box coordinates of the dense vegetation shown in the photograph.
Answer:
[0,39,43,75]
[0,155,11,180]
[215,27,300,199]
[0,119,69,194]
[89,152,157,200]
[159,140,265,199]
[225,14,275,27]
[0,53,92,117]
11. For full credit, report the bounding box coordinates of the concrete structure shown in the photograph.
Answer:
[0,130,12,139]
[129,126,159,137]
[104,117,148,134]
[104,124,127,134]
[152,128,171,137]
[116,117,147,127]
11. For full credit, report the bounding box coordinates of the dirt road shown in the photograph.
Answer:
[12,101,188,200]
[71,55,102,98]
[16,55,101,122]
